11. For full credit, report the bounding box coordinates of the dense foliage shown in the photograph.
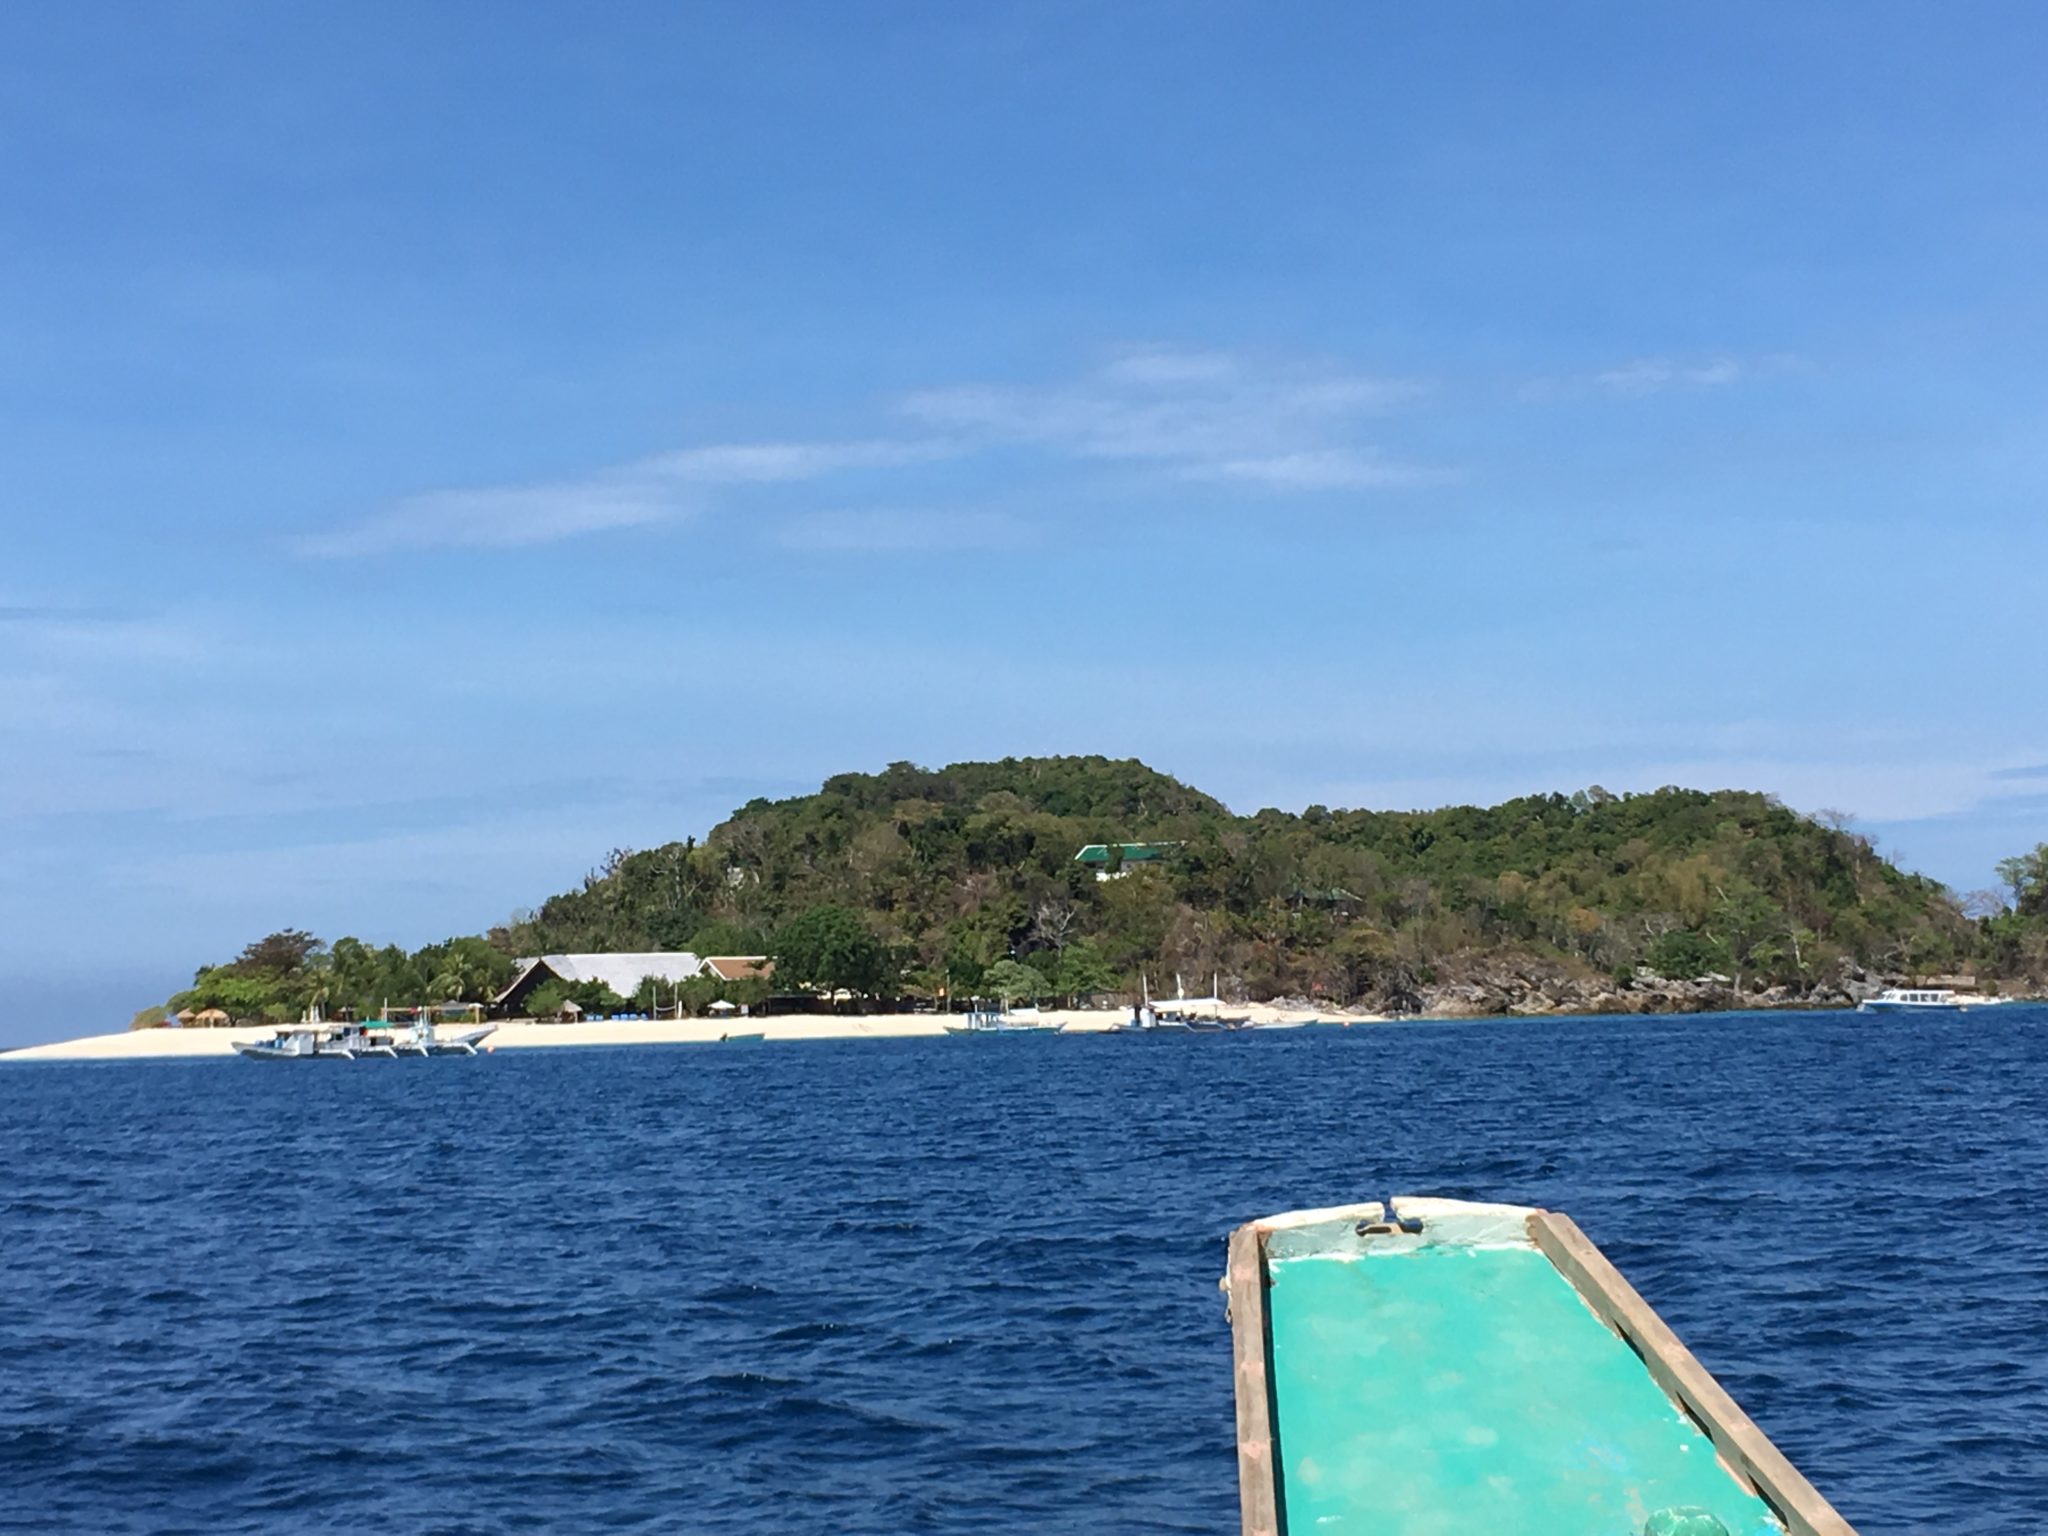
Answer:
[153,757,2048,1023]
[1975,842,2048,981]
[166,930,516,1024]
[488,755,2016,1009]
[770,905,889,996]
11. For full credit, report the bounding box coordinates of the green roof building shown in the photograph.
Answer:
[1073,841,1181,867]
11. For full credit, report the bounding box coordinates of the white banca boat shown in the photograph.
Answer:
[942,1005,1064,1035]
[235,1010,496,1060]
[1116,973,1251,1031]
[1856,987,2006,1015]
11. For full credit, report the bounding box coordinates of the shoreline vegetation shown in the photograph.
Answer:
[27,756,2048,1056]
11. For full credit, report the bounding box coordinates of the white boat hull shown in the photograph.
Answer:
[233,1023,496,1060]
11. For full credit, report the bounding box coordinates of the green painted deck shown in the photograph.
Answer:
[1266,1242,1783,1535]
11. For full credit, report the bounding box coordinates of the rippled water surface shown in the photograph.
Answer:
[4,1008,2045,1533]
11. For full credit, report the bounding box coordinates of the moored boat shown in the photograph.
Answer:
[1224,1197,1856,1536]
[942,1005,1064,1036]
[1156,973,1252,1030]
[1113,974,1251,1031]
[234,1017,496,1060]
[1152,1000,1251,1030]
[1856,986,2005,1014]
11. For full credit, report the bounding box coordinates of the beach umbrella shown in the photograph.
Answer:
[708,999,738,1013]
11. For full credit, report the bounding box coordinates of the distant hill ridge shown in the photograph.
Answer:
[797,755,1229,824]
[161,755,2044,1023]
[486,754,2003,1014]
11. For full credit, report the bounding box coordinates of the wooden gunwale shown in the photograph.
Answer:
[1528,1210,1858,1536]
[1227,1202,1392,1535]
[1227,1203,1859,1536]
[1224,1222,1281,1536]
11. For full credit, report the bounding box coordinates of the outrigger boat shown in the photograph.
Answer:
[942,1005,1064,1036]
[1115,973,1250,1032]
[1158,972,1252,1029]
[234,1008,496,1061]
[1224,1198,1856,1536]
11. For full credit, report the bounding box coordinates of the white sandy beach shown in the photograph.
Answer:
[2,1004,1378,1062]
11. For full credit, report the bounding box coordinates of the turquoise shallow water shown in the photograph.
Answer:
[2,1005,2044,1532]
[1268,1245,1779,1534]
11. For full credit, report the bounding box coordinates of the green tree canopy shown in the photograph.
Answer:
[689,920,769,956]
[1996,844,2048,917]
[234,929,324,976]
[981,957,1050,1005]
[772,904,890,996]
[1646,929,1726,981]
[526,978,631,1017]
[1053,940,1118,1000]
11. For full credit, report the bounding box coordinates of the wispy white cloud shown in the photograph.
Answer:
[0,611,207,666]
[779,508,1027,553]
[1099,345,1240,386]
[899,347,1427,472]
[641,439,952,482]
[300,439,951,557]
[304,348,1441,559]
[1522,351,1801,402]
[0,604,115,623]
[298,475,686,557]
[1594,356,1746,394]
[1192,448,1447,491]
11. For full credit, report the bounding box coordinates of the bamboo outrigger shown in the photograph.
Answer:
[233,1006,495,1061]
[1224,1198,1857,1536]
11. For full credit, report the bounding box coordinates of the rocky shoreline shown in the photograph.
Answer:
[1400,959,1961,1018]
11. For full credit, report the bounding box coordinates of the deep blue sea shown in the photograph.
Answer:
[4,1007,2044,1534]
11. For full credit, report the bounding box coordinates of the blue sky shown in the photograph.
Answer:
[5,3,2047,1040]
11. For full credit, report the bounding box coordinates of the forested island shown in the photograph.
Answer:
[155,756,2048,1024]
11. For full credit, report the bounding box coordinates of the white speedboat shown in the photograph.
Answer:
[1856,987,2006,1015]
